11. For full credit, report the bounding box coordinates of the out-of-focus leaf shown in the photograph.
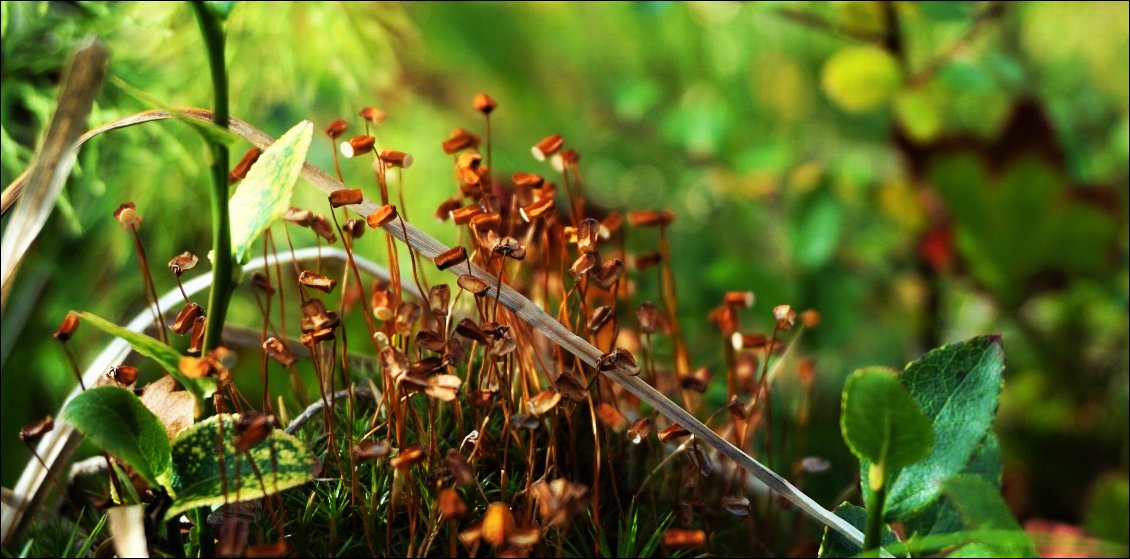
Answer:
[165,413,317,519]
[895,87,942,143]
[821,46,902,113]
[0,39,106,302]
[228,120,312,264]
[930,156,1119,307]
[1084,474,1130,546]
[791,192,842,269]
[60,386,171,488]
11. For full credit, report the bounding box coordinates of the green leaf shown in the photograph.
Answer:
[929,156,1119,307]
[60,386,171,489]
[818,503,899,558]
[944,475,1036,557]
[904,432,1002,538]
[864,335,1005,520]
[948,543,1003,557]
[821,46,903,113]
[228,120,313,264]
[165,413,317,520]
[841,367,934,475]
[1084,473,1130,546]
[77,311,216,405]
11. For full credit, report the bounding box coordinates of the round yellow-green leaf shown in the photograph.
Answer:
[228,120,313,264]
[841,367,933,474]
[821,46,903,113]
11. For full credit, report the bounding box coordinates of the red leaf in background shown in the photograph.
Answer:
[919,221,955,273]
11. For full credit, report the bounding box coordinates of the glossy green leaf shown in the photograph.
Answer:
[863,335,1005,520]
[165,413,317,520]
[817,503,899,558]
[841,367,934,474]
[60,386,171,488]
[228,120,312,264]
[821,46,902,113]
[944,475,1037,557]
[77,311,216,405]
[904,432,1001,538]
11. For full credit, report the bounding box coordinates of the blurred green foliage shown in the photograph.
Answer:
[2,0,1126,533]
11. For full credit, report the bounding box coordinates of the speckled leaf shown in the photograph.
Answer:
[228,120,312,264]
[841,367,934,473]
[60,386,171,489]
[904,432,1001,538]
[862,336,1005,520]
[78,311,216,405]
[818,503,899,558]
[165,413,317,520]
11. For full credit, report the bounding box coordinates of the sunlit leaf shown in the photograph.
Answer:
[228,120,313,264]
[165,413,317,519]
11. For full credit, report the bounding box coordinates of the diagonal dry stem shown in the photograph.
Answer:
[2,107,869,548]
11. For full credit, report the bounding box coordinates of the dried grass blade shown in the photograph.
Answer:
[1,39,108,309]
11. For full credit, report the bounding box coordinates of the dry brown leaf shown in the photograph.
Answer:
[139,375,194,439]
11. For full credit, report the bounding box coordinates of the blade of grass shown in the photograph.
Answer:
[0,39,106,310]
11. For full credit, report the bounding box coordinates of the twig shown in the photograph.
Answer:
[285,386,379,435]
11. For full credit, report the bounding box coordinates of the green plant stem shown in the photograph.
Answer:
[191,1,232,355]
[190,4,227,555]
[864,470,886,552]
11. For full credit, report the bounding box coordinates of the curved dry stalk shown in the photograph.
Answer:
[1,247,411,545]
[2,108,868,548]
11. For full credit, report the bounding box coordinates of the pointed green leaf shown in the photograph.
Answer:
[864,335,1005,520]
[77,311,216,405]
[818,503,899,558]
[904,432,1002,538]
[228,120,313,264]
[944,475,1037,557]
[60,386,171,489]
[841,367,934,474]
[165,413,317,520]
